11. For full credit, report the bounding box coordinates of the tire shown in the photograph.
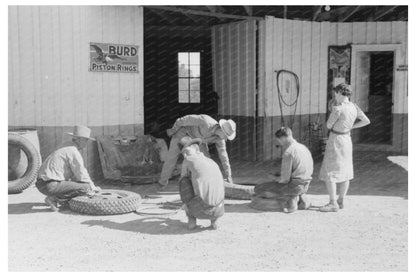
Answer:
[8,133,41,194]
[224,181,254,200]
[68,189,142,215]
[250,196,286,211]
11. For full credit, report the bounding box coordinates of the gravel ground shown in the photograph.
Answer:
[8,152,408,271]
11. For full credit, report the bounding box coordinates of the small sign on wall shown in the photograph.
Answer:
[89,42,139,73]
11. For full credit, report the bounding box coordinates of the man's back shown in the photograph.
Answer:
[284,140,314,182]
[183,152,224,206]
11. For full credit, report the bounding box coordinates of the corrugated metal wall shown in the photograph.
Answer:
[211,20,257,160]
[257,17,408,159]
[8,6,144,178]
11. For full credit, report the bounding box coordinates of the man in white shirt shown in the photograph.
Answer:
[35,125,101,211]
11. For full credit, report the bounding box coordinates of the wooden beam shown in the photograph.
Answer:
[340,6,361,22]
[312,5,323,21]
[373,6,398,21]
[205,6,216,13]
[148,6,263,20]
[244,6,252,16]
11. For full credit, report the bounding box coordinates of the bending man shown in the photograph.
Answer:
[158,114,236,189]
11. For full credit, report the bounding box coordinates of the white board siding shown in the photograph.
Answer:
[8,6,144,128]
[258,18,407,116]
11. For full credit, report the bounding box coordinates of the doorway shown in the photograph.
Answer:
[351,45,397,146]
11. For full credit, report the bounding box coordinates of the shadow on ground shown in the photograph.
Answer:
[8,202,53,214]
[81,217,212,235]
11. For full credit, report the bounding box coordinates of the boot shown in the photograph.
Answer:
[44,196,59,212]
[285,197,298,213]
[187,216,197,230]
[210,217,219,230]
[298,194,311,210]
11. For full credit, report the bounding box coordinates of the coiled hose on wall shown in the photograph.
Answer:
[275,70,300,128]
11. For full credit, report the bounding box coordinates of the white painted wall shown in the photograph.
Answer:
[8,6,144,129]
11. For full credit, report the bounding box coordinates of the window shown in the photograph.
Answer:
[178,52,200,103]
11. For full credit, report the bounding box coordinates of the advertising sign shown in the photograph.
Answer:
[89,42,139,73]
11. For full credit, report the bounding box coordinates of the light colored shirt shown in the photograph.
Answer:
[38,141,93,183]
[181,152,225,206]
[172,114,232,179]
[279,139,314,184]
[327,101,366,133]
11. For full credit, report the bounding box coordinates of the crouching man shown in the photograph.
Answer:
[254,127,313,213]
[178,137,225,230]
[35,125,101,211]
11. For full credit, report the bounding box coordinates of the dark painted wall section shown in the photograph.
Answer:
[9,124,144,180]
[143,22,217,140]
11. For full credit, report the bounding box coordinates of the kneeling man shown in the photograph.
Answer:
[178,137,225,230]
[254,127,313,213]
[36,125,101,211]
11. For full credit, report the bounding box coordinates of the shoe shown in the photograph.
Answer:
[319,202,339,212]
[187,216,197,230]
[298,194,311,210]
[285,197,298,213]
[44,196,59,212]
[210,218,219,230]
[156,181,167,191]
[337,198,344,209]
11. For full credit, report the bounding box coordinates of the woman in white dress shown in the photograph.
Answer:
[319,83,370,212]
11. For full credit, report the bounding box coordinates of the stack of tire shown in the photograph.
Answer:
[8,131,42,194]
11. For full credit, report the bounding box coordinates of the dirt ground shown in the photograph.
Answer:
[8,152,408,271]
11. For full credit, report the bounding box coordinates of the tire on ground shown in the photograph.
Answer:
[8,133,41,194]
[250,196,287,211]
[68,189,142,215]
[224,181,254,200]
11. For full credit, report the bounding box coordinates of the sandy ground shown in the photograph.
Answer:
[8,152,408,271]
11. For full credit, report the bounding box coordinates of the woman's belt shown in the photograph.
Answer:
[330,129,350,135]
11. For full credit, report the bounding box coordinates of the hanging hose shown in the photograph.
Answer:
[275,70,300,128]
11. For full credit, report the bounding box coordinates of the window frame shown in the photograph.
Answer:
[178,51,201,104]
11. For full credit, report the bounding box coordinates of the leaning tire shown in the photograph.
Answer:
[68,189,142,215]
[8,133,41,194]
[224,181,254,200]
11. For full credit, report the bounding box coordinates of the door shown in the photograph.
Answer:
[351,48,394,144]
[144,26,215,140]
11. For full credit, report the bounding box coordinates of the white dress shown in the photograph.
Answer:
[319,101,365,183]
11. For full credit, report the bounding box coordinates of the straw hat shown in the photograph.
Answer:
[178,136,202,152]
[67,125,96,141]
[219,119,236,141]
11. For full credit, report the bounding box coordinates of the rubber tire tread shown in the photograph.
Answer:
[8,133,41,194]
[68,189,142,215]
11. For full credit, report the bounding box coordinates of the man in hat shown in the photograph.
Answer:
[178,136,225,230]
[35,125,101,211]
[158,114,236,189]
[253,127,313,213]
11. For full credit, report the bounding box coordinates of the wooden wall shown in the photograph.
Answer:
[257,17,408,159]
[211,20,257,161]
[8,6,144,178]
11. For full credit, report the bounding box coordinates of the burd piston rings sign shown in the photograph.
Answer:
[89,42,139,73]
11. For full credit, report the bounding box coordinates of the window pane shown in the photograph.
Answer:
[189,52,200,65]
[189,65,200,77]
[178,64,189,77]
[178,53,189,65]
[179,90,189,103]
[179,78,189,91]
[190,91,200,103]
[190,78,200,91]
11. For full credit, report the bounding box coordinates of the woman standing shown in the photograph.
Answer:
[319,83,370,212]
